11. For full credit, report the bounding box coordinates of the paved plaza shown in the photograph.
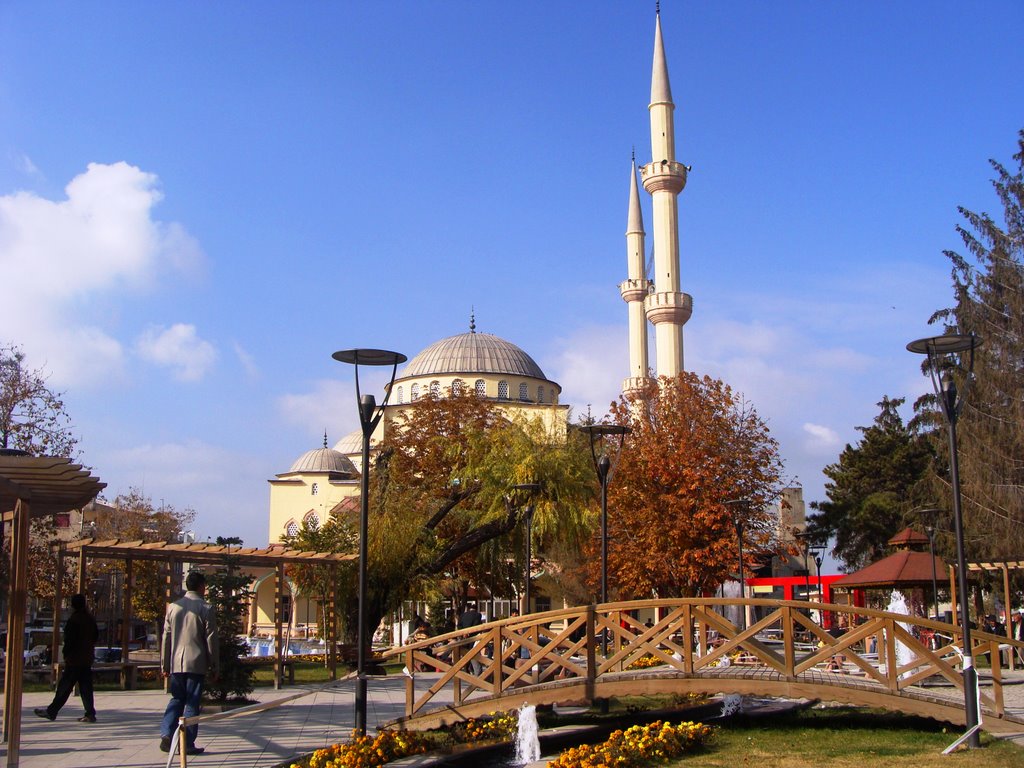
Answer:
[2,672,1024,766]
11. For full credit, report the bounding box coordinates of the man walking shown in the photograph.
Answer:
[34,593,98,723]
[160,571,219,755]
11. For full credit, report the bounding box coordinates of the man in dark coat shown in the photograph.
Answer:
[457,603,484,676]
[35,593,99,722]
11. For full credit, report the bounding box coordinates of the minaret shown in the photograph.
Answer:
[640,9,692,377]
[620,155,651,394]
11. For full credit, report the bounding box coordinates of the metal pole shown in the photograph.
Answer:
[948,398,981,747]
[814,553,824,627]
[523,504,533,615]
[598,455,610,606]
[735,519,746,630]
[355,394,374,734]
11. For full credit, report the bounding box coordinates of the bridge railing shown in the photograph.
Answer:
[381,598,1024,722]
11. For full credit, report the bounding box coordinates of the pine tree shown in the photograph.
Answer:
[204,555,255,703]
[928,130,1024,558]
[808,397,933,570]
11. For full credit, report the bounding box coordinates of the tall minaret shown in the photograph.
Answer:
[640,8,692,377]
[620,155,651,394]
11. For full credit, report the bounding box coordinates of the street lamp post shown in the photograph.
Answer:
[581,425,631,607]
[510,483,541,615]
[724,499,749,631]
[908,332,982,748]
[332,347,406,735]
[811,546,825,626]
[920,508,942,622]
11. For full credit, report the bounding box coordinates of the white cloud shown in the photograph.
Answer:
[136,323,217,381]
[233,342,260,380]
[10,151,41,179]
[545,324,627,420]
[0,162,204,387]
[98,439,273,546]
[278,379,361,443]
[802,422,841,454]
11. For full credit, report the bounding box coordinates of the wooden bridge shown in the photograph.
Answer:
[381,598,1024,733]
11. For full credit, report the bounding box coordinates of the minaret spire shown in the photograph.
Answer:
[620,157,651,394]
[640,8,692,377]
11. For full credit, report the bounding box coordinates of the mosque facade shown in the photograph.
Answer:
[255,10,690,635]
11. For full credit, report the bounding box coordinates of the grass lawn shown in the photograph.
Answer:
[668,707,1024,768]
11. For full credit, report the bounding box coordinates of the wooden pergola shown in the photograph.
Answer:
[0,454,105,768]
[59,538,356,690]
[950,559,1024,668]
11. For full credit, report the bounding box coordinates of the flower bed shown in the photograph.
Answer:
[287,711,519,768]
[548,720,715,768]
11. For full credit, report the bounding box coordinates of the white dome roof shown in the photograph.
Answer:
[289,446,357,476]
[399,331,548,381]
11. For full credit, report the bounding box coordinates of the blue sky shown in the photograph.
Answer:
[1,2,1022,554]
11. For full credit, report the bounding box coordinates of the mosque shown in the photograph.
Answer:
[251,11,692,634]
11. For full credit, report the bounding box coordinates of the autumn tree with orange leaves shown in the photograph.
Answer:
[600,373,784,598]
[325,392,593,644]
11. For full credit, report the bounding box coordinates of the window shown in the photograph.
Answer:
[411,383,420,401]
[311,482,319,496]
[285,520,299,537]
[305,511,320,529]
[452,379,464,396]
[535,596,552,614]
[396,385,404,404]
[519,383,528,401]
[475,379,486,397]
[429,380,440,398]
[537,386,544,404]
[55,513,70,529]
[498,380,509,399]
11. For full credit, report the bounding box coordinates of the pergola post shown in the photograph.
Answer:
[1003,565,1014,670]
[52,545,65,683]
[4,497,31,764]
[328,567,338,680]
[121,558,134,689]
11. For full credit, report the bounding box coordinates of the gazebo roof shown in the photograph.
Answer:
[832,549,947,589]
[0,455,105,517]
[887,527,930,549]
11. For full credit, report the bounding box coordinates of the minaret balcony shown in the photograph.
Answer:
[622,375,653,394]
[645,291,692,325]
[640,160,688,194]
[619,278,652,303]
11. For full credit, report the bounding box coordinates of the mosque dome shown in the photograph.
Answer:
[332,430,364,456]
[288,446,357,476]
[398,331,547,381]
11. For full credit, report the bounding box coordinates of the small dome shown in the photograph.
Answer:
[332,430,364,456]
[399,332,547,380]
[289,447,357,475]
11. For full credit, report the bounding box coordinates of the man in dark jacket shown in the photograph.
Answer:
[35,593,99,722]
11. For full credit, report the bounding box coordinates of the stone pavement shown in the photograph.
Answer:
[0,676,422,768]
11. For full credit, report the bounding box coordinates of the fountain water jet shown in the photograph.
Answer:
[886,590,915,679]
[514,704,541,765]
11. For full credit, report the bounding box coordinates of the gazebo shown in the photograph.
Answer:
[831,527,946,610]
[0,453,105,768]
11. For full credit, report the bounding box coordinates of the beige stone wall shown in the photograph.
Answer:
[267,474,359,545]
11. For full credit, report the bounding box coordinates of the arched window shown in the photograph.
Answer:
[411,383,420,401]
[498,380,509,399]
[475,379,486,397]
[285,520,299,537]
[518,383,528,401]
[304,511,320,529]
[452,379,464,396]
[396,385,404,404]
[429,380,440,398]
[311,482,319,496]
[537,386,544,404]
